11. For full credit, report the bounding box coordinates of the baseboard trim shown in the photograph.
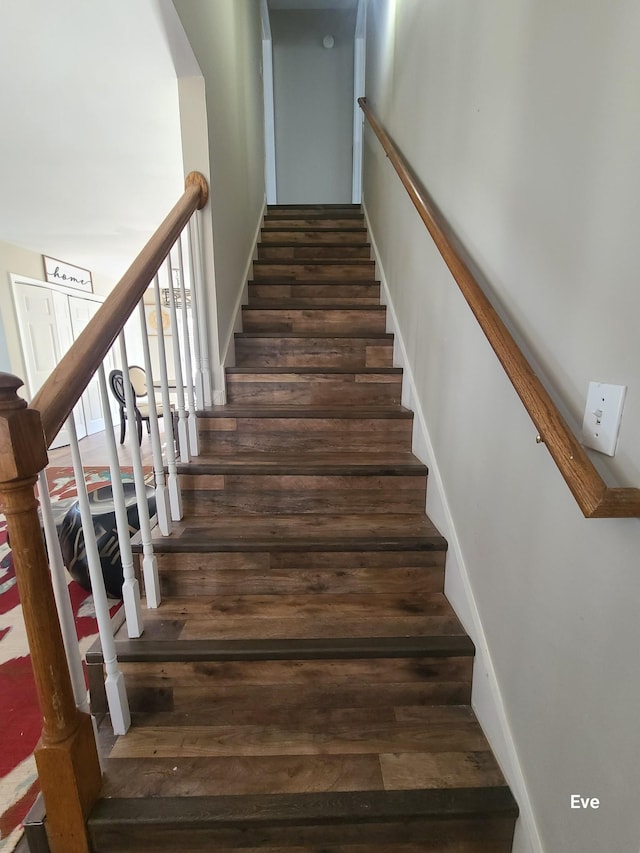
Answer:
[220,199,267,373]
[363,200,543,853]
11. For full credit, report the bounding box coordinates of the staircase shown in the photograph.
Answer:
[85,204,518,851]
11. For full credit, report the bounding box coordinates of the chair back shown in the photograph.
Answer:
[108,370,127,407]
[128,365,147,398]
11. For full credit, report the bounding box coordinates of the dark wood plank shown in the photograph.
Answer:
[179,450,425,473]
[196,403,411,418]
[104,635,474,663]
[133,513,447,553]
[257,243,371,260]
[100,754,384,798]
[261,227,369,244]
[253,260,375,281]
[156,563,443,597]
[247,283,380,304]
[226,369,402,406]
[198,414,411,455]
[235,333,392,367]
[89,787,518,824]
[241,306,387,334]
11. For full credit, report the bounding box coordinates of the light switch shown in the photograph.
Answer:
[581,382,627,456]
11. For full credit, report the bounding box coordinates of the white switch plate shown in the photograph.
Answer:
[581,382,627,456]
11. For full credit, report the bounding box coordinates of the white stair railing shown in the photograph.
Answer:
[38,472,92,715]
[117,331,161,608]
[188,214,213,406]
[164,256,190,462]
[137,304,172,536]
[176,232,200,455]
[96,364,144,637]
[67,415,130,735]
[153,273,183,521]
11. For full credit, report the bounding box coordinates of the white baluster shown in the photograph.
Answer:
[165,257,190,462]
[96,365,144,638]
[176,232,200,456]
[66,415,130,735]
[153,274,183,520]
[38,470,90,714]
[187,217,205,411]
[137,303,172,535]
[118,332,161,608]
[189,213,213,406]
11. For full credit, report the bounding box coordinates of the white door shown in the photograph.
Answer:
[12,282,87,447]
[68,296,105,435]
[53,289,88,443]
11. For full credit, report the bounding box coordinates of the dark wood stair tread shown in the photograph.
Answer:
[243,301,385,310]
[90,787,517,826]
[242,275,378,290]
[89,634,474,664]
[264,211,365,216]
[235,331,392,339]
[254,258,372,266]
[261,228,368,236]
[133,513,446,553]
[92,704,510,802]
[267,203,363,209]
[197,403,412,419]
[258,241,371,248]
[104,591,464,643]
[226,366,401,375]
[178,451,427,475]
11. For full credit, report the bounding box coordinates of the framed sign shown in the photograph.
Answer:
[43,256,93,292]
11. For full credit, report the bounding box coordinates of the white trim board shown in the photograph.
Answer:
[351,0,366,203]
[261,0,277,204]
[362,202,543,853]
[220,198,268,379]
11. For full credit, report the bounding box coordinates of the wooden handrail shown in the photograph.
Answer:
[358,97,640,518]
[31,171,208,447]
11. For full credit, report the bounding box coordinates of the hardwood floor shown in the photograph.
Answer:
[86,205,517,852]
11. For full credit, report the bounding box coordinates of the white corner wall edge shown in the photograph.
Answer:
[220,197,268,376]
[363,202,543,853]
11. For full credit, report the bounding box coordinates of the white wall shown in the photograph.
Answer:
[270,8,356,203]
[362,2,640,852]
[172,0,266,388]
[0,0,185,282]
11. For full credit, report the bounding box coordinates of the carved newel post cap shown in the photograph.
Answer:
[0,372,48,481]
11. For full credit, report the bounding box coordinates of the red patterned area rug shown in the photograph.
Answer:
[0,467,133,852]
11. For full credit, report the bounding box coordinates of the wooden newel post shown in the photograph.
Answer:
[0,374,102,853]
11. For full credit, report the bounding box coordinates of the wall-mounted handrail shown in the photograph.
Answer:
[31,171,208,448]
[358,97,640,519]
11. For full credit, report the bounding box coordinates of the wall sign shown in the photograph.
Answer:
[43,256,93,292]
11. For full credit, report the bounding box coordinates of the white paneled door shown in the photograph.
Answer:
[11,276,107,448]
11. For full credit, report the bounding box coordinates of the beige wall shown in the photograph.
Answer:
[363,2,640,852]
[172,0,266,384]
[0,239,113,380]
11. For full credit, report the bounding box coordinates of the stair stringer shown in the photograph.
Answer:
[363,201,543,853]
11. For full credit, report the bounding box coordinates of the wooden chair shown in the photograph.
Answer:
[108,367,173,444]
